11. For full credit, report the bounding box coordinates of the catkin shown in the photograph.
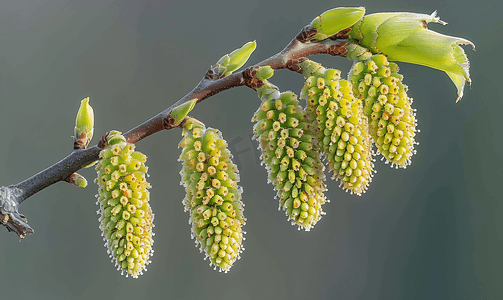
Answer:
[300,60,374,195]
[349,54,417,168]
[252,84,327,230]
[179,118,245,272]
[95,131,154,278]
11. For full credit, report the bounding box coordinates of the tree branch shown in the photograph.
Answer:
[0,27,349,238]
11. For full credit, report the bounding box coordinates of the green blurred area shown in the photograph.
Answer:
[0,0,500,299]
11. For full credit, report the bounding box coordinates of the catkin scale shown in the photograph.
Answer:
[95,131,154,278]
[179,119,245,272]
[300,61,374,195]
[349,54,417,168]
[252,85,327,230]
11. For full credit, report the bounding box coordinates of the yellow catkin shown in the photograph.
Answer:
[252,84,327,230]
[179,119,245,272]
[300,60,374,195]
[95,131,153,278]
[350,54,417,168]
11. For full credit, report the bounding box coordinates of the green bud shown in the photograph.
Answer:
[74,97,94,149]
[66,172,88,188]
[310,7,365,42]
[171,99,198,125]
[216,54,231,74]
[223,40,257,77]
[255,66,274,80]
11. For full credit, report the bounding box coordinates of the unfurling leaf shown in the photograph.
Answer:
[218,40,257,77]
[349,11,474,102]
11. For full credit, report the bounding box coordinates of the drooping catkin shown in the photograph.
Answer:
[252,83,327,230]
[95,131,154,278]
[300,60,375,195]
[178,118,245,272]
[349,54,417,168]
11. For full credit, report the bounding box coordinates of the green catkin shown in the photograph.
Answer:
[252,82,327,230]
[178,118,245,272]
[300,60,375,195]
[349,54,417,168]
[95,131,154,278]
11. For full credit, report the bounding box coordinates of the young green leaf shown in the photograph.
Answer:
[349,11,474,102]
[255,66,274,80]
[224,40,257,76]
[74,97,94,148]
[310,7,365,42]
[171,99,198,125]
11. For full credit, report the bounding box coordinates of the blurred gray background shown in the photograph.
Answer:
[0,0,500,299]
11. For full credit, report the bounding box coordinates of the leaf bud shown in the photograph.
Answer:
[310,7,366,42]
[74,97,94,149]
[171,99,198,126]
[255,66,275,80]
[224,41,257,77]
